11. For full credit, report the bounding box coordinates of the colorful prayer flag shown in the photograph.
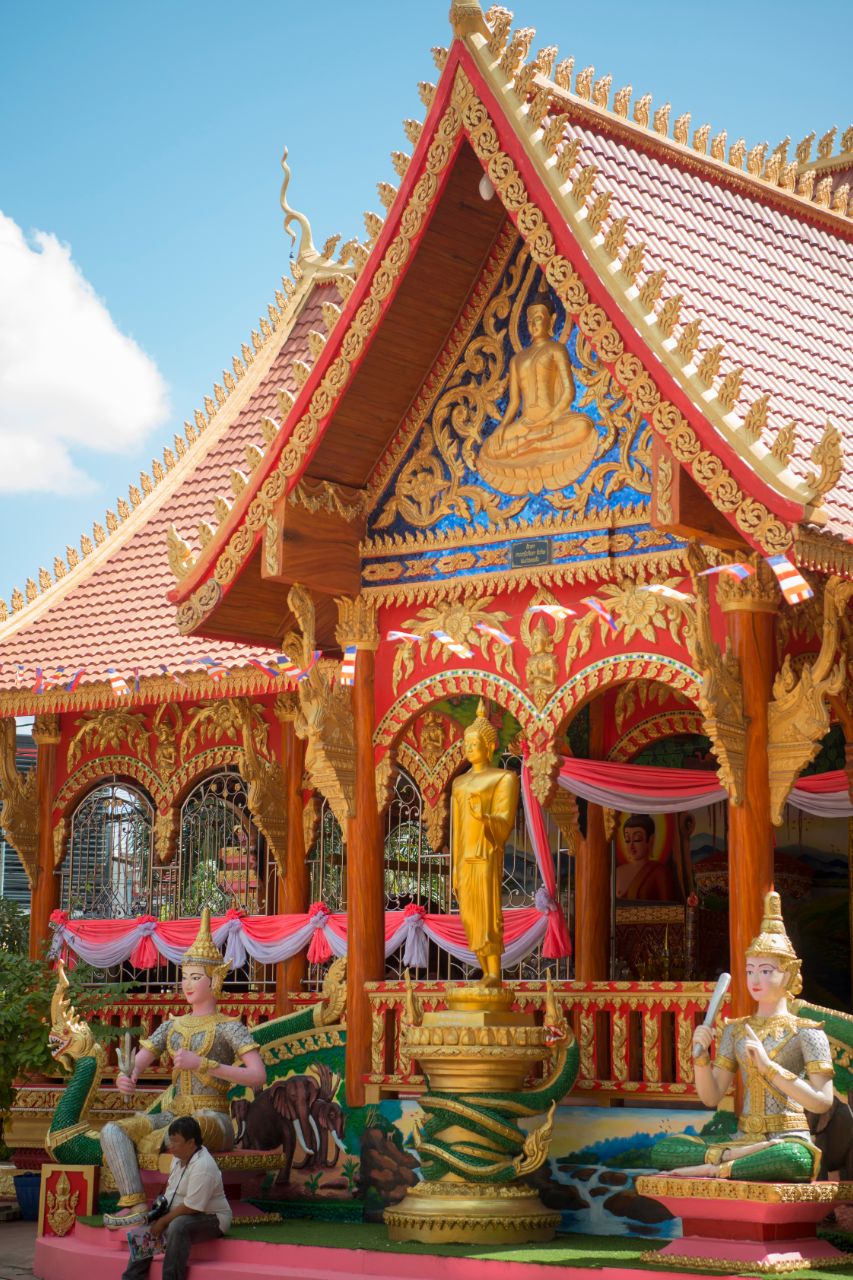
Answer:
[698,563,754,580]
[527,603,576,620]
[296,650,322,681]
[108,667,131,696]
[65,668,86,692]
[14,664,24,689]
[582,596,618,632]
[767,554,814,605]
[246,657,279,677]
[475,621,513,645]
[431,628,474,659]
[340,645,357,686]
[639,584,695,602]
[199,656,228,681]
[387,630,423,642]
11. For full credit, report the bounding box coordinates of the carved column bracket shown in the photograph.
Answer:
[375,751,397,817]
[288,584,356,826]
[685,544,746,804]
[544,786,580,855]
[32,714,61,747]
[767,576,853,824]
[0,718,39,886]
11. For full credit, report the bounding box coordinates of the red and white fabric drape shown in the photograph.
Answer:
[553,759,853,819]
[47,904,551,971]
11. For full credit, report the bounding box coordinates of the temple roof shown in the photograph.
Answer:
[172,2,853,637]
[0,264,343,710]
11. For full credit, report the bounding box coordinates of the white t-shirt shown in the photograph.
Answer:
[164,1146,232,1233]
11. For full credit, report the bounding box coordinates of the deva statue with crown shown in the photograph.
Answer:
[100,909,267,1227]
[650,892,833,1182]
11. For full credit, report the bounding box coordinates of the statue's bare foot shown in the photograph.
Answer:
[103,1204,149,1230]
[669,1164,720,1178]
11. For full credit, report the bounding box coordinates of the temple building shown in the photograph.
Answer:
[1,0,852,1135]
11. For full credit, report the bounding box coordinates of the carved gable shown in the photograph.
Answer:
[362,234,680,596]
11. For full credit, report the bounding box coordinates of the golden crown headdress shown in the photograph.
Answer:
[182,908,231,995]
[745,891,802,994]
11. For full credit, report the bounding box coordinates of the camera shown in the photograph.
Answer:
[147,1195,169,1224]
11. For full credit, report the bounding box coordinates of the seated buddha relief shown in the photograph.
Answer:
[478,284,599,497]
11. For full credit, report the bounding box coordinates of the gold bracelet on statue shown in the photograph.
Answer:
[202,1059,220,1074]
[765,1063,795,1084]
[694,1051,711,1068]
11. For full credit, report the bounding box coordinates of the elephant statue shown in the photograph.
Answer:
[808,1093,853,1180]
[308,1089,346,1168]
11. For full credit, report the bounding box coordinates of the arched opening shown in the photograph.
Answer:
[175,769,275,918]
[61,779,154,919]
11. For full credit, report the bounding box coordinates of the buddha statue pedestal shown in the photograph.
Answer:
[385,982,576,1245]
[635,1176,853,1273]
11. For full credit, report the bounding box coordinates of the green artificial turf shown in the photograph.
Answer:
[78,1215,853,1277]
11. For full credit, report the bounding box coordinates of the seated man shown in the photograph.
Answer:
[121,1116,231,1280]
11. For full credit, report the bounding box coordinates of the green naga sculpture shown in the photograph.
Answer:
[385,977,579,1243]
[45,958,348,1170]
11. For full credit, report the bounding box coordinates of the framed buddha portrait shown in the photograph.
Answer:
[614,813,677,902]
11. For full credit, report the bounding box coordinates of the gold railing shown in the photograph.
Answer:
[364,980,728,1102]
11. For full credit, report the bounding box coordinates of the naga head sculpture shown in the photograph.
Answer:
[49,961,98,1070]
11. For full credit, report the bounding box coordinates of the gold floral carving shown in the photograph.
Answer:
[656,454,674,524]
[716,557,780,614]
[46,1170,79,1237]
[684,544,745,804]
[544,786,580,854]
[614,678,690,733]
[153,808,178,865]
[53,816,69,868]
[32,714,61,746]
[375,752,397,817]
[302,793,320,851]
[289,478,368,522]
[288,585,355,826]
[335,594,379,651]
[610,710,705,762]
[767,576,853,823]
[804,422,844,506]
[390,596,518,693]
[182,698,269,759]
[564,579,695,674]
[67,708,150,771]
[0,719,38,885]
[234,700,287,875]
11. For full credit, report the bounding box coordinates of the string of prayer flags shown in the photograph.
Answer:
[639,584,695,603]
[108,668,131,696]
[65,668,86,692]
[475,621,513,645]
[296,650,322,681]
[198,656,229,682]
[767,554,814,605]
[246,657,281,678]
[432,628,474,659]
[33,667,65,694]
[582,596,618,632]
[528,603,576,620]
[698,563,754,580]
[340,645,357,686]
[387,630,423,642]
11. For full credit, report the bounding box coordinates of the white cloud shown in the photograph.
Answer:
[0,212,169,493]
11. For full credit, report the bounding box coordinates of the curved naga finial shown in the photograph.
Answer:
[280,147,321,265]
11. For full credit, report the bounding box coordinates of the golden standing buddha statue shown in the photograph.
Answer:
[450,701,520,986]
[478,284,599,496]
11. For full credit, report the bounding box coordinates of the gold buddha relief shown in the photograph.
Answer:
[478,284,599,496]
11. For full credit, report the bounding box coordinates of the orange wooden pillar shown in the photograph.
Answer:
[723,579,777,1016]
[340,601,383,1107]
[574,698,610,980]
[28,714,61,959]
[275,699,309,1015]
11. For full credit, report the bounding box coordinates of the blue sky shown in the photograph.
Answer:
[1,0,849,600]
